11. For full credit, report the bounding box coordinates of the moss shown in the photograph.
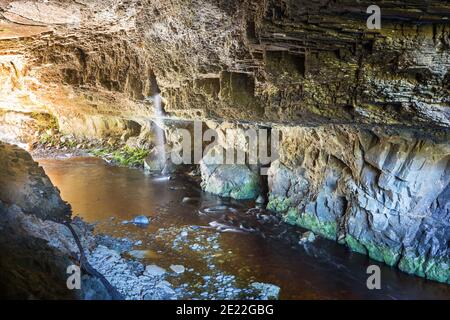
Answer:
[364,242,401,267]
[230,178,259,200]
[399,254,449,283]
[203,168,259,200]
[267,198,448,284]
[345,235,367,255]
[295,213,337,241]
[267,195,291,213]
[92,146,149,167]
[31,112,59,131]
[345,235,401,266]
[268,196,337,240]
[284,208,299,225]
[39,132,57,145]
[424,259,450,284]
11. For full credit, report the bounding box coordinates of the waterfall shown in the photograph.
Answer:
[153,93,166,170]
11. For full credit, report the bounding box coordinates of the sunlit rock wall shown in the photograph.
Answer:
[0,0,449,129]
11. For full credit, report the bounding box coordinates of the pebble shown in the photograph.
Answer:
[180,231,188,237]
[144,264,166,277]
[133,215,150,225]
[170,264,185,274]
[127,250,147,259]
[251,282,281,300]
[255,195,265,204]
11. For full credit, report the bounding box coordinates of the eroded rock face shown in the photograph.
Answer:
[268,126,450,283]
[0,142,70,221]
[0,0,449,130]
[0,141,114,299]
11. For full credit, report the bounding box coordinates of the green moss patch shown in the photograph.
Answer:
[230,178,260,200]
[344,235,401,266]
[92,146,149,167]
[295,212,338,241]
[267,195,291,213]
[399,254,449,283]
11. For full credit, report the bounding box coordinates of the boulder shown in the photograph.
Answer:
[200,146,260,200]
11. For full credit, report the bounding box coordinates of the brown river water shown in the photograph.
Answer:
[39,157,450,300]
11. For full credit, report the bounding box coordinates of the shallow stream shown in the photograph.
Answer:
[39,157,449,300]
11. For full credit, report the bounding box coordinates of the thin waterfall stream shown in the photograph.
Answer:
[152,93,167,171]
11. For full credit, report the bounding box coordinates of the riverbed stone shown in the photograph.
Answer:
[170,265,185,274]
[251,282,281,300]
[144,264,167,277]
[132,215,150,225]
[128,250,147,259]
[299,231,316,244]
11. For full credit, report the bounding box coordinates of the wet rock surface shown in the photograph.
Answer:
[268,126,450,283]
[87,225,281,300]
[0,141,109,299]
[0,143,281,300]
[33,157,450,299]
